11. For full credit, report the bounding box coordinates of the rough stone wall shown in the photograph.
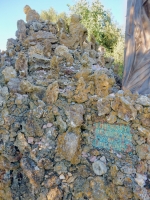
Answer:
[0,6,149,200]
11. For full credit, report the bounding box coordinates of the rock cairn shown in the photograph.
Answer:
[0,5,149,200]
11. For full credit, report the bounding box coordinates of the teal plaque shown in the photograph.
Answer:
[92,123,132,152]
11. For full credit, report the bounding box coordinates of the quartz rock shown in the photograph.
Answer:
[92,160,107,175]
[134,186,150,200]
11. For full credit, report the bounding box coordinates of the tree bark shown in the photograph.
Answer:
[123,0,150,94]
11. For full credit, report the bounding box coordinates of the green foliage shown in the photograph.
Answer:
[41,7,69,23]
[68,0,122,52]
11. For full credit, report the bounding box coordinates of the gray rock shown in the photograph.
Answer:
[136,95,150,106]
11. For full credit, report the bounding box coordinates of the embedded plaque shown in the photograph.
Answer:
[92,123,132,152]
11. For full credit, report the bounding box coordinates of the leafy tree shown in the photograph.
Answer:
[68,0,122,52]
[41,7,69,23]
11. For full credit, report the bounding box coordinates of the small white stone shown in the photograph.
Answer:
[135,173,147,187]
[68,172,72,177]
[59,174,65,180]
[92,160,107,175]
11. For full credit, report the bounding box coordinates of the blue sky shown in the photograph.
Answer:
[0,0,127,51]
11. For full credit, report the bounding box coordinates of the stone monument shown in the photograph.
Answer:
[123,0,150,94]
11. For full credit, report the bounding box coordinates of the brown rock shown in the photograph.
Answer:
[14,132,31,153]
[110,165,118,177]
[0,156,11,170]
[2,66,17,83]
[24,5,40,22]
[106,111,117,124]
[74,77,92,103]
[43,39,52,57]
[137,161,148,174]
[25,112,43,137]
[111,96,137,122]
[45,81,59,104]
[97,97,111,116]
[117,186,133,200]
[57,129,81,164]
[60,14,87,49]
[47,187,62,200]
[141,113,150,127]
[55,45,73,66]
[94,72,115,97]
[136,144,149,160]
[38,158,53,170]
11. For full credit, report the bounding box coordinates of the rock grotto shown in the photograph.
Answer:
[0,5,149,200]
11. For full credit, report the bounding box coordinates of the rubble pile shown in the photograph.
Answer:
[0,5,149,200]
